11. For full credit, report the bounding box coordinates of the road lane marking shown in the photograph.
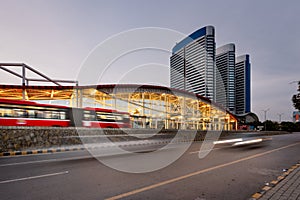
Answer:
[189,147,221,154]
[105,142,300,200]
[0,155,92,167]
[0,171,69,184]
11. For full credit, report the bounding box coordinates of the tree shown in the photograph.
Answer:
[292,81,300,111]
[264,120,279,131]
[281,121,297,132]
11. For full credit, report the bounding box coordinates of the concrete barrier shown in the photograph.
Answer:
[0,127,290,153]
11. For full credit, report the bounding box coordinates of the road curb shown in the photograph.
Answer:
[0,147,86,157]
[0,139,182,157]
[250,161,300,199]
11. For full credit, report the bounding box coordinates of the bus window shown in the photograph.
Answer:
[52,111,59,119]
[44,111,52,119]
[122,114,130,123]
[96,112,124,122]
[0,108,13,117]
[96,112,114,121]
[84,110,96,121]
[27,110,36,118]
[83,110,91,120]
[14,109,26,118]
[60,111,66,120]
[24,110,29,118]
[36,111,44,118]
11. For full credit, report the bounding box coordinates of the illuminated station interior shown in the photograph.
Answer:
[0,63,237,130]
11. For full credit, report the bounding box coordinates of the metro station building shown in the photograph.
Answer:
[0,63,237,130]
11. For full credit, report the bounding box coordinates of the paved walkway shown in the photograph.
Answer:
[252,163,300,200]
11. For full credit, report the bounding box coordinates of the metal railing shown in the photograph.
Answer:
[0,63,78,86]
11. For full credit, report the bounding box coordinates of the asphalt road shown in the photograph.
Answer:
[0,132,299,200]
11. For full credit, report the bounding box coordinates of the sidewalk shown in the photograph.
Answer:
[251,162,300,200]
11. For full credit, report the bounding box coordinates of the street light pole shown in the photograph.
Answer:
[262,108,270,131]
[277,113,284,131]
[277,113,284,123]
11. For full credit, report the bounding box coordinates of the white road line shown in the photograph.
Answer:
[0,171,69,184]
[189,147,221,154]
[0,156,92,167]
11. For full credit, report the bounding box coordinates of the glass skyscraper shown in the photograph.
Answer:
[170,26,251,115]
[216,43,236,113]
[170,26,216,101]
[235,54,251,114]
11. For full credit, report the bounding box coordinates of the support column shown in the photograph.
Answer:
[22,65,26,100]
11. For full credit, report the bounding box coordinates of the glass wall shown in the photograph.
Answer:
[79,87,236,130]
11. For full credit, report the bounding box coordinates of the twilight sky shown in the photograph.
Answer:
[0,0,299,122]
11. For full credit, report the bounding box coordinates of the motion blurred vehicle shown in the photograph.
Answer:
[0,98,131,128]
[213,133,272,148]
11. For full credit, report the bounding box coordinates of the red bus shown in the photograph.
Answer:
[0,99,131,128]
[0,99,70,127]
[82,107,131,128]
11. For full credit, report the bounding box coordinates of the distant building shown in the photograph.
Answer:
[170,26,216,101]
[170,26,252,115]
[293,111,300,122]
[235,55,251,114]
[216,43,236,113]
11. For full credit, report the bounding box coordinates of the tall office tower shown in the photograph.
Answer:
[170,26,216,101]
[216,44,236,113]
[235,54,251,114]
